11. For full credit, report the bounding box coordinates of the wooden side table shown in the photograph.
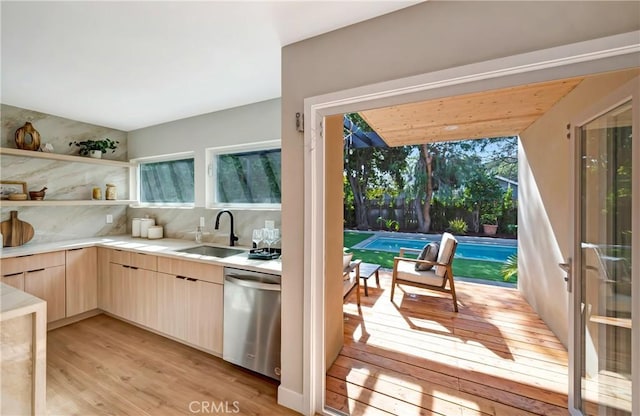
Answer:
[358,262,381,296]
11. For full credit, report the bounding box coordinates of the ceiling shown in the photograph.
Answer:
[359,77,584,146]
[1,1,420,132]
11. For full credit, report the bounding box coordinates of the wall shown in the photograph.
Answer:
[518,69,639,347]
[280,1,640,409]
[126,98,281,243]
[1,105,128,243]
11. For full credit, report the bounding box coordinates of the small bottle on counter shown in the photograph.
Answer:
[92,187,102,200]
[195,226,203,243]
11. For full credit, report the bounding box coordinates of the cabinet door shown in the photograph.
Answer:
[108,263,129,318]
[24,265,66,322]
[1,272,25,290]
[156,273,187,339]
[130,267,157,328]
[97,248,111,311]
[65,247,98,316]
[186,279,223,354]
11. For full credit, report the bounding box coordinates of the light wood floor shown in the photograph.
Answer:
[47,314,300,416]
[327,271,570,415]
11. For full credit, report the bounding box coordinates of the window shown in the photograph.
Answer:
[139,158,194,205]
[211,145,281,207]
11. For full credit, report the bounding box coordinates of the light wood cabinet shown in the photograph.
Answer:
[156,273,187,340]
[186,279,223,353]
[97,247,111,311]
[3,251,66,323]
[24,265,66,322]
[130,267,157,328]
[156,258,223,354]
[104,250,157,329]
[1,272,25,290]
[65,247,98,316]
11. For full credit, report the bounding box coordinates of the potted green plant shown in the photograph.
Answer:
[69,138,119,159]
[480,212,498,235]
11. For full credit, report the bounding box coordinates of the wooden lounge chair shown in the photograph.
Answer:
[342,253,361,307]
[391,232,459,312]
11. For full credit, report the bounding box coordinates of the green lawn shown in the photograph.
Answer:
[343,231,515,284]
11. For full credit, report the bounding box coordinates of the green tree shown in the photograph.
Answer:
[462,170,503,232]
[344,113,410,229]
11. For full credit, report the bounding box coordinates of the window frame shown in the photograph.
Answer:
[133,152,196,208]
[206,140,281,210]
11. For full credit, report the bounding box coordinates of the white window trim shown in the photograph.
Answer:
[131,151,195,208]
[206,140,281,210]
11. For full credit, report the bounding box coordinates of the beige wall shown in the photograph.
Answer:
[518,69,639,347]
[281,0,639,406]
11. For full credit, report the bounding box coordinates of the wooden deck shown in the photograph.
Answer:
[327,271,570,415]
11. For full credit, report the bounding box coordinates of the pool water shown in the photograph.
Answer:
[360,237,516,263]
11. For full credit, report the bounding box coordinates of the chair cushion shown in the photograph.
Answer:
[435,232,457,277]
[415,242,439,271]
[343,253,353,273]
[396,259,445,287]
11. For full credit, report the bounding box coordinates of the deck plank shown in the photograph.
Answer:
[327,271,571,415]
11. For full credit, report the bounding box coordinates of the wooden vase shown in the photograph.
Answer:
[15,122,41,151]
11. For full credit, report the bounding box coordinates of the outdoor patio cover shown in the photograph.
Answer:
[344,116,388,148]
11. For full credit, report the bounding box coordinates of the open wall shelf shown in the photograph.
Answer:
[0,147,132,168]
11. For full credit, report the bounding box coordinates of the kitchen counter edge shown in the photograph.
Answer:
[0,236,282,275]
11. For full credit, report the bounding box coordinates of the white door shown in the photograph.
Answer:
[568,77,638,415]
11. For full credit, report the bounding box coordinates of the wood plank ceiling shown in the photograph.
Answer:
[359,77,584,146]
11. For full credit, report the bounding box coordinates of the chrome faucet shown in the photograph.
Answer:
[214,210,239,247]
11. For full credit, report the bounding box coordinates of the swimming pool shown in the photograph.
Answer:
[359,236,516,263]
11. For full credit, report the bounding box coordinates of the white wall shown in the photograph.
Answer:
[518,69,639,347]
[281,1,640,410]
[127,98,282,242]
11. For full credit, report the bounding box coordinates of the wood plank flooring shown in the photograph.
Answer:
[327,271,570,415]
[47,314,299,416]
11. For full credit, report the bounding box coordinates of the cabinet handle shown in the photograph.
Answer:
[26,268,46,273]
[2,272,23,278]
[17,254,33,258]
[68,248,84,251]
[130,266,139,270]
[186,278,197,282]
[176,276,187,280]
[123,265,130,269]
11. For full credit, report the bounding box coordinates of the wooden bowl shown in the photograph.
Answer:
[8,193,28,201]
[29,191,45,200]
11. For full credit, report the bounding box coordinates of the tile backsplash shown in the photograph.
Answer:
[127,207,281,248]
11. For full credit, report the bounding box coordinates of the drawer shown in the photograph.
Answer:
[130,252,157,271]
[110,249,131,265]
[4,251,66,274]
[1,257,23,275]
[157,257,223,284]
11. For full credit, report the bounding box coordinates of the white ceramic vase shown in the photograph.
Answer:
[89,150,102,159]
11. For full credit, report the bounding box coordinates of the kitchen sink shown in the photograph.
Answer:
[176,245,245,258]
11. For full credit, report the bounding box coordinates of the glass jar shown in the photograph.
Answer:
[105,184,117,200]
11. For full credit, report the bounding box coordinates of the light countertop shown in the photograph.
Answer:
[1,282,47,320]
[1,236,282,275]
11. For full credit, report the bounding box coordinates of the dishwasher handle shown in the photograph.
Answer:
[225,275,281,292]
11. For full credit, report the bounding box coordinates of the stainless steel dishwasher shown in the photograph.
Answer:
[223,267,281,380]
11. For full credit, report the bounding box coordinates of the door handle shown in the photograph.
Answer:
[559,257,572,292]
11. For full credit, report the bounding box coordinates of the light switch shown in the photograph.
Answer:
[106,214,113,224]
